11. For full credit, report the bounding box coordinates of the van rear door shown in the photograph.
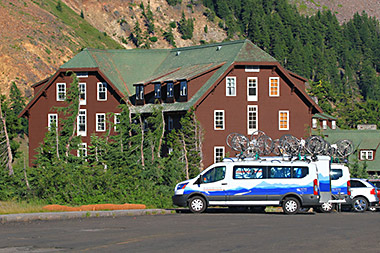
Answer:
[315,156,332,203]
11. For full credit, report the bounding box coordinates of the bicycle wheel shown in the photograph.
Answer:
[257,135,273,155]
[231,134,250,152]
[279,134,300,156]
[226,133,240,148]
[250,130,266,142]
[306,135,325,155]
[337,139,354,157]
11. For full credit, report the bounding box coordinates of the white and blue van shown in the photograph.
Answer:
[172,156,332,214]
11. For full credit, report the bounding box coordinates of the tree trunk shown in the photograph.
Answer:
[181,134,189,180]
[0,98,13,175]
[23,155,30,190]
[65,99,80,158]
[139,115,145,167]
[157,110,165,158]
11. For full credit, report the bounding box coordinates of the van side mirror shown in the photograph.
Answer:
[194,176,202,185]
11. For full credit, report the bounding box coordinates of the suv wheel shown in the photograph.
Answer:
[352,197,368,212]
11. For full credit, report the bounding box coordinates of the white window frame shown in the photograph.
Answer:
[114,113,121,131]
[247,105,258,135]
[332,120,336,130]
[247,77,258,101]
[76,72,88,78]
[56,83,66,101]
[226,77,236,97]
[322,120,327,130]
[96,113,106,132]
[360,150,374,161]
[97,82,107,101]
[48,113,58,130]
[214,110,225,130]
[269,77,280,97]
[77,143,87,157]
[168,116,174,131]
[79,82,86,105]
[312,118,318,129]
[279,110,289,130]
[245,65,260,72]
[77,109,87,136]
[214,146,225,163]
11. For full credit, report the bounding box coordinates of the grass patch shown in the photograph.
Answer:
[35,0,122,50]
[0,201,46,215]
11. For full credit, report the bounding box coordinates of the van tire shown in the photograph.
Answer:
[317,202,334,213]
[282,197,300,215]
[352,197,368,212]
[189,196,207,213]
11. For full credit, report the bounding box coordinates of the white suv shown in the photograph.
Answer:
[348,178,379,212]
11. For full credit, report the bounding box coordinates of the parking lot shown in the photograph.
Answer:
[0,210,379,252]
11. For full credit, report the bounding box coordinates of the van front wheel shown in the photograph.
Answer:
[189,196,207,213]
[283,197,300,215]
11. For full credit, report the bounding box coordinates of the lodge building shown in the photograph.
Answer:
[20,40,335,167]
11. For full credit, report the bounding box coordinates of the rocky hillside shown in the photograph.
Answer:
[291,0,380,23]
[62,0,227,49]
[0,0,121,97]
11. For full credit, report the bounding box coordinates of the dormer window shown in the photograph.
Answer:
[167,82,174,98]
[180,80,187,97]
[332,120,336,130]
[154,83,161,99]
[136,85,144,100]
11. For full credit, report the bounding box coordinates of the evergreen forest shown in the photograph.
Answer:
[202,0,380,129]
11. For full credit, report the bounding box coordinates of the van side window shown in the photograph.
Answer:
[292,167,309,178]
[269,166,291,178]
[202,166,226,183]
[331,169,343,180]
[234,166,264,179]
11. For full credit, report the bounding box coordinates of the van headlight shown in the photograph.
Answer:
[176,183,189,191]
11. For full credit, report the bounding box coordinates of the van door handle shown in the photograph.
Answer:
[221,183,227,185]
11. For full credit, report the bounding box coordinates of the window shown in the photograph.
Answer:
[279,111,289,130]
[167,82,174,98]
[97,82,107,101]
[292,167,309,178]
[56,83,66,101]
[332,120,336,130]
[48,114,58,130]
[77,109,86,136]
[247,105,258,135]
[350,180,366,188]
[233,166,264,179]
[180,80,187,96]
[96,113,106,132]
[269,77,280,97]
[214,110,224,130]
[76,72,88,78]
[360,150,374,161]
[168,116,173,131]
[154,83,161,99]
[214,146,225,163]
[136,85,144,100]
[331,169,343,180]
[114,113,120,131]
[226,77,236,96]
[247,77,258,101]
[79,83,86,105]
[322,120,327,130]
[77,143,87,157]
[245,65,260,72]
[312,118,318,129]
[201,166,226,183]
[268,166,291,178]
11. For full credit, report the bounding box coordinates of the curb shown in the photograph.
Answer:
[0,209,174,223]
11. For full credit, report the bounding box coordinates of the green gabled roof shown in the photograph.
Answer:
[324,129,380,171]
[62,48,170,96]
